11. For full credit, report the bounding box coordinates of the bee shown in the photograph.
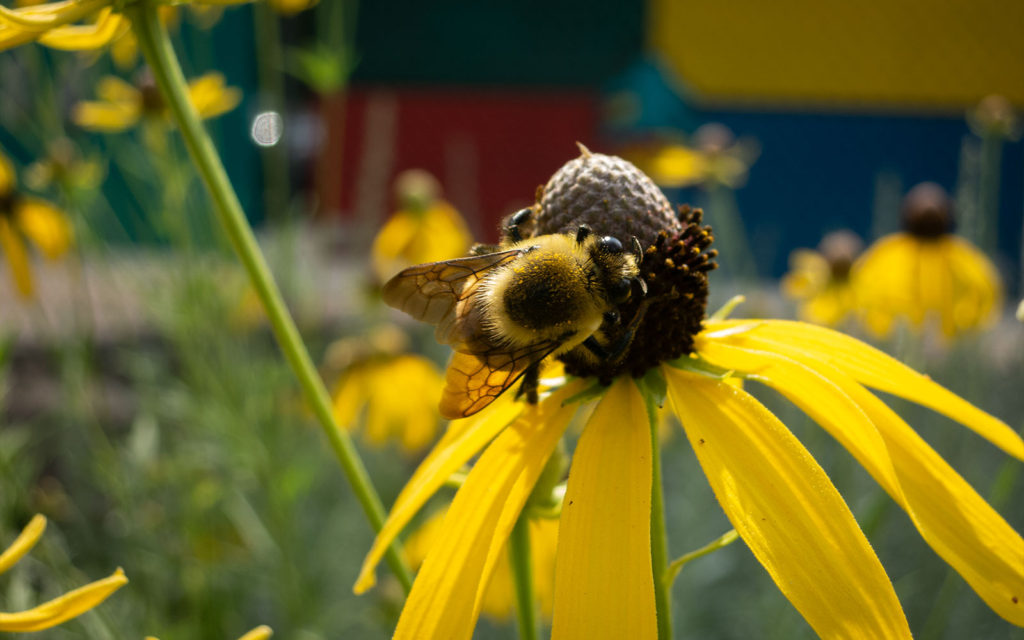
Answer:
[382,208,646,419]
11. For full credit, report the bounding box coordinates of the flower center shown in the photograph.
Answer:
[0,191,18,218]
[818,230,862,281]
[901,182,953,240]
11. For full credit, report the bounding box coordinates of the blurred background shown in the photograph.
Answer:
[1,0,1022,638]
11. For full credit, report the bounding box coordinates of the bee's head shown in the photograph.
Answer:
[576,226,646,306]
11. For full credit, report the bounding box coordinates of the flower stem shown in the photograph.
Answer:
[509,515,538,640]
[644,393,672,640]
[129,0,413,593]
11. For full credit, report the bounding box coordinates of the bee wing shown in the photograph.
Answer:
[381,249,525,346]
[439,341,561,419]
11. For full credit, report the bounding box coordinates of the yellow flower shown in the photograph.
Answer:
[781,230,862,327]
[852,182,1003,339]
[22,137,104,193]
[627,124,758,190]
[353,153,1023,638]
[1,148,74,299]
[0,0,247,52]
[0,515,128,632]
[72,70,242,133]
[404,508,559,621]
[267,0,319,16]
[330,327,445,454]
[371,170,471,283]
[147,625,273,640]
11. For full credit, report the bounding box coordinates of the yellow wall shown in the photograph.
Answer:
[649,0,1024,111]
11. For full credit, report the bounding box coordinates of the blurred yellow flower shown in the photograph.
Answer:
[329,326,445,454]
[627,124,758,190]
[781,230,862,327]
[147,625,273,640]
[268,0,319,16]
[371,170,471,283]
[23,137,104,193]
[0,0,247,52]
[0,149,74,299]
[72,70,241,134]
[404,508,559,621]
[0,515,127,632]
[852,182,1003,339]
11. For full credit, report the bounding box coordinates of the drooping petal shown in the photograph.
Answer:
[237,625,273,640]
[0,514,46,574]
[698,340,1024,625]
[0,150,15,194]
[664,367,912,639]
[95,75,139,105]
[0,217,34,298]
[0,567,127,632]
[353,383,568,594]
[15,198,72,259]
[551,378,656,640]
[37,8,127,50]
[72,99,141,132]
[186,72,242,120]
[699,319,1024,460]
[393,387,579,640]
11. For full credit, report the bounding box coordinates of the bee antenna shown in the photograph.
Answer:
[632,276,648,298]
[631,236,643,264]
[576,225,592,244]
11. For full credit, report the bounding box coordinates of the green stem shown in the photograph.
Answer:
[664,529,739,585]
[509,515,538,640]
[129,1,413,594]
[645,393,672,640]
[978,131,1003,256]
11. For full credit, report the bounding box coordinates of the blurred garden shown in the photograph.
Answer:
[0,0,1022,638]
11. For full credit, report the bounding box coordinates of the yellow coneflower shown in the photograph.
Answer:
[371,169,471,283]
[72,69,241,134]
[0,0,247,52]
[404,507,560,621]
[781,229,862,327]
[628,123,758,190]
[146,625,273,640]
[329,326,445,454]
[852,182,1003,339]
[354,151,1023,639]
[0,515,127,632]
[0,148,74,299]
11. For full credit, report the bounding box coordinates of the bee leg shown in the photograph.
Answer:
[469,242,502,255]
[605,290,680,361]
[575,225,592,244]
[515,361,541,404]
[582,335,609,360]
[505,207,533,243]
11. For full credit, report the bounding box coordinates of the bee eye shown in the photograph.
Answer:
[599,236,623,254]
[609,278,631,303]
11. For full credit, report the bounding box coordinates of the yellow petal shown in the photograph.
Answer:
[698,341,1024,625]
[0,567,127,632]
[95,74,140,104]
[700,319,1024,461]
[664,367,912,639]
[393,387,578,640]
[551,379,656,640]
[16,198,72,258]
[330,365,366,431]
[0,217,34,298]
[352,384,538,594]
[0,514,46,574]
[237,625,273,640]
[37,8,127,50]
[72,99,141,132]
[187,72,241,119]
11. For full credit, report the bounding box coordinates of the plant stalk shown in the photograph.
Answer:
[645,394,672,640]
[130,0,413,593]
[509,515,539,640]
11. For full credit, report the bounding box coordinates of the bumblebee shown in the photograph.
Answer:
[382,208,646,419]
